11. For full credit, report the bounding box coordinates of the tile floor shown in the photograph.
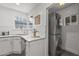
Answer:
[56,49,78,56]
[5,49,79,56]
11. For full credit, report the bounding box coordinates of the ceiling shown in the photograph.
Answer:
[0,3,41,14]
[48,3,73,13]
[0,3,73,14]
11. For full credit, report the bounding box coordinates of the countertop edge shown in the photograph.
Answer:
[0,35,45,42]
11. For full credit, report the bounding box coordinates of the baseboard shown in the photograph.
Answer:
[0,52,12,56]
[12,51,21,54]
[0,51,21,56]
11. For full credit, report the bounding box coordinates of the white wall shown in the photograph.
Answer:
[0,5,28,35]
[29,3,79,55]
[0,4,52,55]
[57,4,79,55]
[29,3,52,56]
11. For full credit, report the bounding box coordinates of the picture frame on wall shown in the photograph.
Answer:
[35,15,40,25]
[65,16,70,25]
[65,14,78,26]
[71,15,77,23]
[71,15,78,25]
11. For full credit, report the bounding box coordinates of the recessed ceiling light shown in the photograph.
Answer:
[16,3,20,6]
[59,3,65,6]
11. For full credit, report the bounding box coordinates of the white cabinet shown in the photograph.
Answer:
[13,37,21,54]
[0,37,12,55]
[26,39,45,56]
[0,37,22,55]
[0,36,45,56]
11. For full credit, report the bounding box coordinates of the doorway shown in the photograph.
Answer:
[47,3,78,56]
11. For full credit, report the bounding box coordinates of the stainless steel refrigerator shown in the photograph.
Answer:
[48,12,62,56]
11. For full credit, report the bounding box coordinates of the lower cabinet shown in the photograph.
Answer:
[26,39,45,56]
[0,37,45,56]
[0,37,22,55]
[0,38,12,55]
[13,37,21,54]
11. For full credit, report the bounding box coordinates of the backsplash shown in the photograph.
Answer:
[0,26,10,35]
[0,26,28,35]
[9,29,28,35]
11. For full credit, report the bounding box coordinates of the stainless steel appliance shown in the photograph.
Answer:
[48,12,62,56]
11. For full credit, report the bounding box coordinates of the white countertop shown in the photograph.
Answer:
[0,35,45,42]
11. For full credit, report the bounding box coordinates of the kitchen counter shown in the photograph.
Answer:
[0,35,45,56]
[0,35,45,42]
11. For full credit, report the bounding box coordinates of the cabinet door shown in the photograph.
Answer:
[13,37,21,54]
[0,38,12,55]
[30,39,45,56]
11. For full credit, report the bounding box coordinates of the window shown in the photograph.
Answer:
[15,16,27,29]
